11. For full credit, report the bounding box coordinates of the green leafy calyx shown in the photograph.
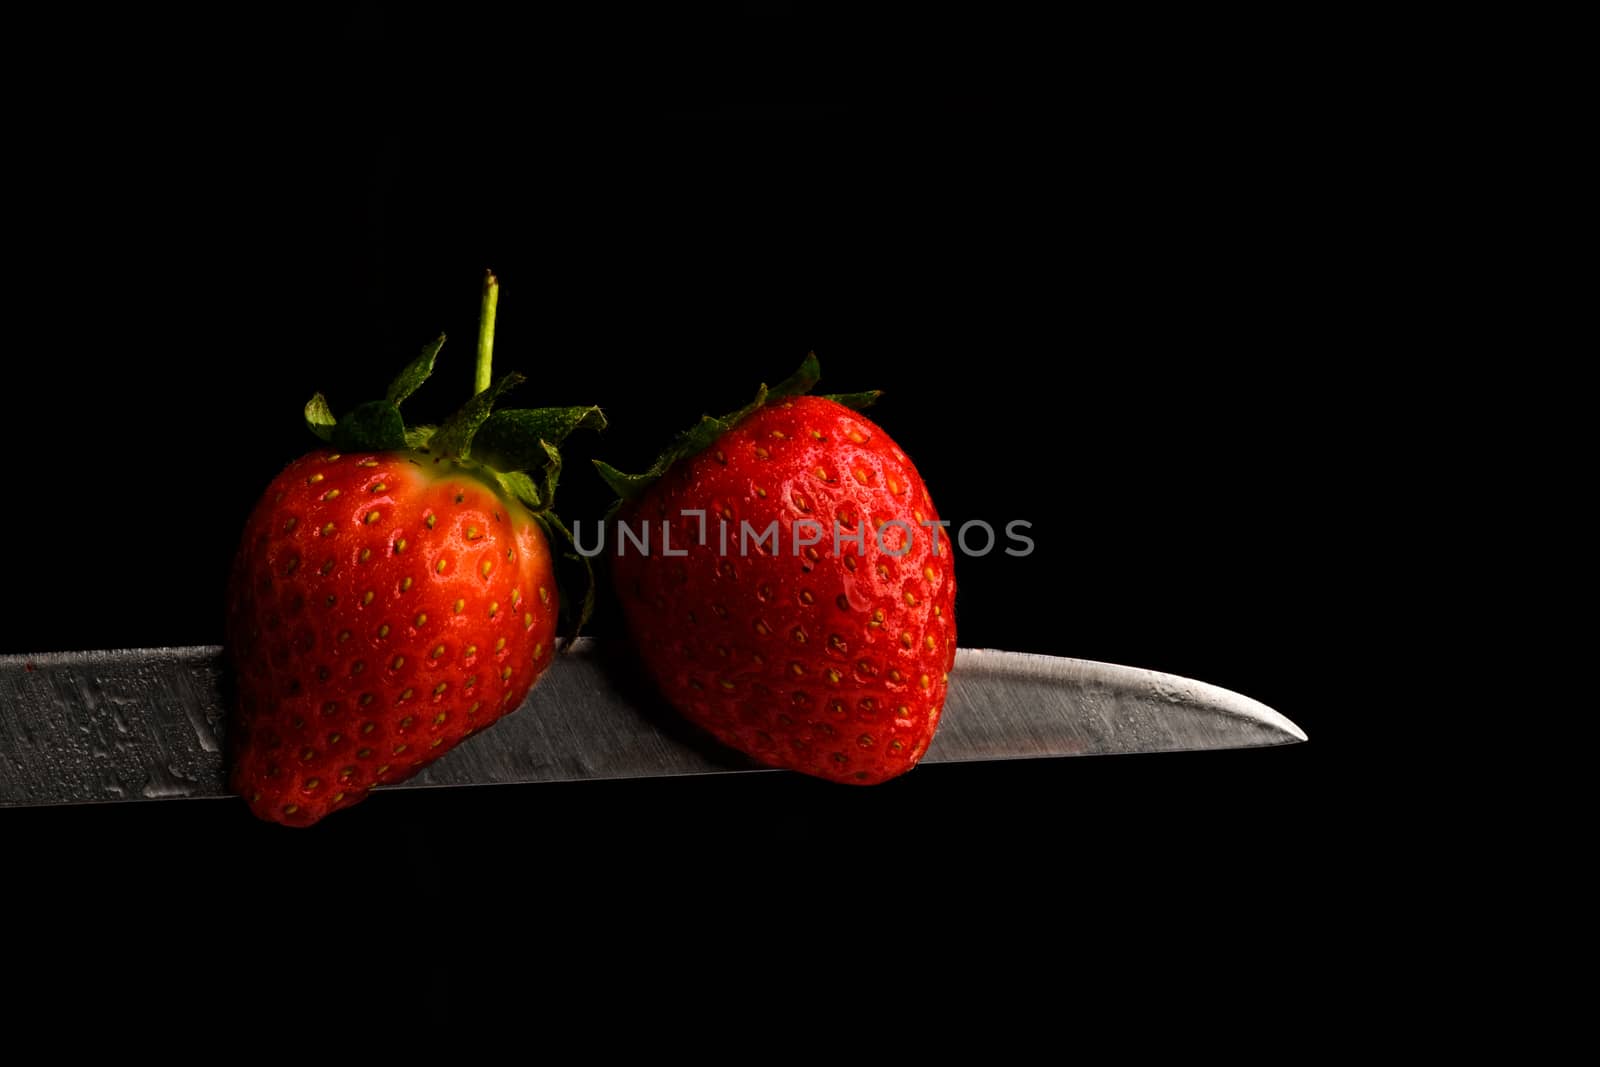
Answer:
[305,338,605,516]
[593,352,878,503]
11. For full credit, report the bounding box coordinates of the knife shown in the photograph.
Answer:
[0,640,1304,808]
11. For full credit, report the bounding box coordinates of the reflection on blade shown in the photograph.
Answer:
[931,648,1304,764]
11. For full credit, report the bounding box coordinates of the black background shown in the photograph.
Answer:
[3,11,1348,1008]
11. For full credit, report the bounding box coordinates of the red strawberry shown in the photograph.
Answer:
[228,272,601,826]
[599,357,956,784]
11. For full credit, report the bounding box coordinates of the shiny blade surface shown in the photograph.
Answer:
[0,640,1304,808]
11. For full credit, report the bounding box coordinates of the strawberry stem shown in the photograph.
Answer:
[474,268,499,396]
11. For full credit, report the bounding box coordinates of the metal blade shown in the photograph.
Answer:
[0,641,1305,808]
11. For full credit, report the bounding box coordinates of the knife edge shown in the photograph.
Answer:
[1,642,1304,808]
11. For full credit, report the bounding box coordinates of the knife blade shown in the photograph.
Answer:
[0,640,1304,808]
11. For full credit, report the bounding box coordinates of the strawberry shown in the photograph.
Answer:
[228,272,601,826]
[598,357,956,785]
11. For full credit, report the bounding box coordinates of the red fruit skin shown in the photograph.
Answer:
[227,449,559,826]
[613,396,957,784]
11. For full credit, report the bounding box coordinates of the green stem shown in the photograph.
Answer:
[475,269,499,396]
